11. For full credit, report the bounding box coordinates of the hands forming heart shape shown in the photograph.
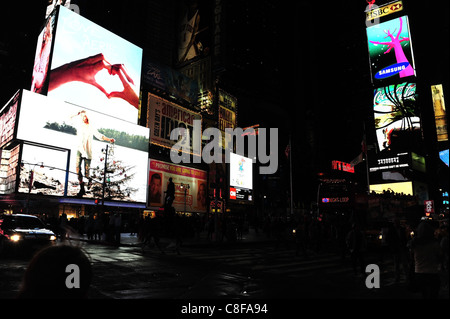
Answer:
[49,53,139,109]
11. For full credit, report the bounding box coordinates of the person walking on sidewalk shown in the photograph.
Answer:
[387,219,409,282]
[141,215,165,254]
[113,212,122,245]
[409,221,443,299]
[346,223,367,276]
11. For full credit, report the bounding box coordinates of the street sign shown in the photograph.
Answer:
[424,200,434,216]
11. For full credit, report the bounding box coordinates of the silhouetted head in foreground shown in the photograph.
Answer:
[18,244,92,299]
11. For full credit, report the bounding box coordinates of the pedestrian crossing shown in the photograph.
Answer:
[171,246,364,279]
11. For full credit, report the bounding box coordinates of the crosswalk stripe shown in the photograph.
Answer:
[176,248,348,277]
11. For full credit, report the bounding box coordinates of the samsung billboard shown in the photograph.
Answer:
[366,15,416,84]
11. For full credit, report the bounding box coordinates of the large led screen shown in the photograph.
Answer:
[148,159,207,213]
[31,9,56,95]
[431,84,448,142]
[440,149,449,167]
[370,181,413,196]
[147,93,202,155]
[367,15,416,83]
[373,82,421,152]
[229,152,253,201]
[46,6,142,124]
[143,59,199,105]
[0,90,20,149]
[19,144,69,197]
[16,90,149,203]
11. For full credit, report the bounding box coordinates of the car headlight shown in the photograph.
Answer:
[10,234,21,242]
[50,235,57,241]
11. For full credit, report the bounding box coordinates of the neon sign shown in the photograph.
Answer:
[375,62,410,79]
[332,160,355,173]
[322,197,350,203]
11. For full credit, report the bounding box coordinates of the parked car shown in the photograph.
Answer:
[0,214,57,255]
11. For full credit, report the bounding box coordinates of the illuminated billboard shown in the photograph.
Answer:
[373,82,421,152]
[370,181,413,196]
[431,84,448,142]
[218,89,237,150]
[229,152,253,201]
[176,0,211,66]
[31,9,57,95]
[40,6,143,124]
[370,181,429,201]
[147,93,202,155]
[0,91,20,149]
[16,90,149,203]
[0,145,20,195]
[148,159,207,213]
[440,149,449,167]
[19,144,69,197]
[366,15,416,83]
[369,152,410,173]
[142,59,199,105]
[332,160,355,173]
[365,1,403,21]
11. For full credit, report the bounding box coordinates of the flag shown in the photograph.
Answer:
[350,153,364,167]
[361,134,367,155]
[351,135,367,167]
[285,144,290,159]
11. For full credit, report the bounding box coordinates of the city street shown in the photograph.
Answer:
[1,231,448,302]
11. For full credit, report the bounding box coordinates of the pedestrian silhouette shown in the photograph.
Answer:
[165,177,175,209]
[346,223,367,276]
[141,215,165,254]
[386,219,409,282]
[17,245,92,299]
[409,221,442,299]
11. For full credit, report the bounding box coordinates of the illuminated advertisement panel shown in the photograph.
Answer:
[16,90,149,202]
[218,89,237,150]
[0,91,20,149]
[148,159,207,213]
[367,15,416,83]
[142,59,199,105]
[370,181,413,195]
[369,152,410,172]
[31,9,57,95]
[332,160,355,173]
[365,1,403,21]
[229,152,253,201]
[147,93,202,155]
[440,149,449,167]
[176,0,211,66]
[46,6,142,124]
[18,144,69,197]
[0,145,20,195]
[373,82,421,152]
[431,84,448,142]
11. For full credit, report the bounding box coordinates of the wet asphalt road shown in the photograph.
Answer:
[1,238,448,302]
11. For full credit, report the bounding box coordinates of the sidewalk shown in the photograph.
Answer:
[67,227,275,248]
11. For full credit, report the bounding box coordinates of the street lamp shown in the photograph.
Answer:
[21,161,44,213]
[180,183,190,214]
